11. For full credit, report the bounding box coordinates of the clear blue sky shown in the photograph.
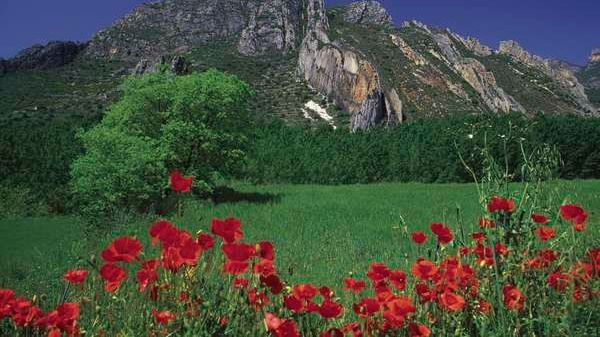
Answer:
[1,0,598,65]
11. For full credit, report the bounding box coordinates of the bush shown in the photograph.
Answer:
[71,69,253,221]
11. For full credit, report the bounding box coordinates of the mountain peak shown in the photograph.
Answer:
[343,1,392,26]
[590,49,600,64]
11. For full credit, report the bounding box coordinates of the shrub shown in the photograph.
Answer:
[71,69,253,221]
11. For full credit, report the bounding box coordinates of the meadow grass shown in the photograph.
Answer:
[1,180,598,298]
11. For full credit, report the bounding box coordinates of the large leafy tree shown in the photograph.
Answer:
[71,69,254,220]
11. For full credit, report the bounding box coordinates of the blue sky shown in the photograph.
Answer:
[1,0,598,65]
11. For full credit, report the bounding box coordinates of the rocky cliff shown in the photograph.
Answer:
[0,41,85,73]
[590,49,600,64]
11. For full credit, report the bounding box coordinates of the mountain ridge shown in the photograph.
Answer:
[1,0,598,130]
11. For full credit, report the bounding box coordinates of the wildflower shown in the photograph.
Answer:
[430,223,453,244]
[196,233,215,251]
[63,270,88,285]
[264,313,299,337]
[149,220,178,247]
[415,283,436,303]
[411,259,438,280]
[169,170,192,193]
[293,284,318,301]
[439,290,466,311]
[479,217,495,228]
[319,300,344,319]
[211,217,243,243]
[101,236,143,263]
[0,289,15,319]
[136,260,160,292]
[411,231,427,244]
[352,298,380,317]
[343,278,366,294]
[560,204,587,231]
[408,323,431,337]
[257,241,275,261]
[221,243,256,262]
[233,278,249,289]
[260,274,284,295]
[320,328,344,337]
[152,308,176,325]
[367,262,390,282]
[475,300,492,315]
[502,284,525,311]
[535,226,556,242]
[487,196,516,213]
[100,264,127,293]
[389,270,407,291]
[531,213,550,225]
[547,270,570,292]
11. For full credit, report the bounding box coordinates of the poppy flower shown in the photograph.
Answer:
[479,217,496,228]
[211,217,243,243]
[430,223,453,244]
[63,270,88,285]
[389,270,407,291]
[439,290,466,311]
[531,214,550,225]
[136,260,160,292]
[343,278,366,294]
[471,232,486,242]
[487,196,516,213]
[248,289,270,310]
[152,308,176,325]
[383,296,415,328]
[264,313,299,337]
[495,243,509,257]
[196,233,215,251]
[254,259,276,277]
[352,298,380,317]
[100,264,127,293]
[10,297,42,327]
[320,328,344,337]
[284,295,304,313]
[293,283,318,301]
[169,170,193,193]
[411,259,438,280]
[0,289,15,319]
[415,283,436,303]
[476,300,492,315]
[223,261,249,275]
[178,238,201,266]
[535,226,556,242]
[367,262,390,282]
[149,220,178,247]
[319,300,344,319]
[502,284,525,311]
[222,243,256,262]
[261,274,284,295]
[560,204,587,231]
[101,236,143,263]
[411,231,427,244]
[547,270,570,292]
[408,323,431,337]
[257,241,275,261]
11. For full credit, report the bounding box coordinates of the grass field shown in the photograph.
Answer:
[1,180,599,297]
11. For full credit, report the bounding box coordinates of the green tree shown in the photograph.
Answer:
[71,69,253,221]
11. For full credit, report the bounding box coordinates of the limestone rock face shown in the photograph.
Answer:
[237,0,301,55]
[447,31,492,56]
[343,1,393,26]
[498,40,595,114]
[590,49,600,64]
[132,55,191,75]
[298,0,396,130]
[431,33,523,113]
[86,0,302,60]
[3,41,84,72]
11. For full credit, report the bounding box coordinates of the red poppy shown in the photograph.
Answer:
[10,297,42,327]
[136,260,160,292]
[547,269,571,292]
[411,259,439,280]
[383,296,415,328]
[211,217,243,243]
[101,236,143,263]
[149,220,178,247]
[439,290,466,311]
[352,298,380,317]
[293,283,318,301]
[320,328,344,337]
[366,262,390,282]
[408,323,431,337]
[430,223,453,244]
[531,213,550,225]
[479,217,496,228]
[343,278,366,294]
[169,170,193,193]
[415,283,436,303]
[502,284,525,311]
[261,274,284,295]
[100,264,127,293]
[196,233,215,251]
[487,196,516,213]
[254,259,276,277]
[411,231,427,244]
[471,232,486,242]
[0,289,14,319]
[257,241,275,261]
[63,270,88,285]
[319,300,344,319]
[495,243,509,257]
[223,261,249,275]
[178,238,201,266]
[535,226,556,242]
[265,313,299,337]
[152,308,176,325]
[476,300,492,315]
[248,289,270,310]
[222,243,256,262]
[284,295,304,313]
[560,204,588,231]
[389,270,407,291]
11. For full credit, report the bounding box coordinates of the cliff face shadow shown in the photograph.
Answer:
[211,186,282,205]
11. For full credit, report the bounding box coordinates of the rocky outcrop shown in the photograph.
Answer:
[238,0,301,55]
[498,40,595,114]
[390,34,427,66]
[343,1,393,26]
[86,0,301,60]
[132,55,191,75]
[1,41,84,72]
[432,33,523,113]
[447,31,492,56]
[590,49,600,64]
[298,0,397,130]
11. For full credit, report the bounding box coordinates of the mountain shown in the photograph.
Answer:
[1,0,598,131]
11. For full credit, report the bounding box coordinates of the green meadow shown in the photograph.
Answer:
[2,180,599,297]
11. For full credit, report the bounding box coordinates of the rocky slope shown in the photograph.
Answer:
[1,0,598,130]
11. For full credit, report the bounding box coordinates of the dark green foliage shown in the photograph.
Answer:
[244,114,600,184]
